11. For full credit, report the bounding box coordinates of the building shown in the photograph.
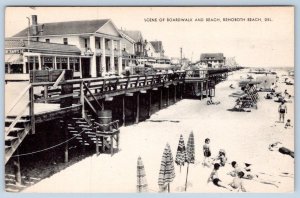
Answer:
[199,53,226,68]
[9,15,125,78]
[119,30,136,69]
[5,39,85,79]
[147,41,165,58]
[119,30,146,57]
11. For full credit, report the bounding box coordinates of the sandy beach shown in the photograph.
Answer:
[21,68,294,193]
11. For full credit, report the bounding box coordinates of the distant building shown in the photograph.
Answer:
[9,15,125,77]
[200,53,226,68]
[225,57,238,67]
[147,41,165,58]
[119,30,146,57]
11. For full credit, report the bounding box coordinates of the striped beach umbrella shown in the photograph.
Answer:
[158,143,175,192]
[185,131,195,191]
[175,134,187,172]
[137,156,148,193]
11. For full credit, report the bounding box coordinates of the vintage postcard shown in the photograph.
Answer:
[4,6,294,193]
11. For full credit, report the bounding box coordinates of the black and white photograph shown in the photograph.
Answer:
[4,6,294,193]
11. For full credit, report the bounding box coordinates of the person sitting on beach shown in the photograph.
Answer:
[269,142,294,158]
[229,84,234,89]
[278,101,287,123]
[284,89,289,97]
[285,119,293,129]
[228,171,246,192]
[207,163,232,191]
[265,93,272,99]
[228,161,279,188]
[213,149,227,167]
[203,138,211,167]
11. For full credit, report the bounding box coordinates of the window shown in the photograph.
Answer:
[122,43,126,51]
[114,43,118,50]
[63,38,68,45]
[45,39,50,43]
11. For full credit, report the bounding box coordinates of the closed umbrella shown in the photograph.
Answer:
[175,134,187,173]
[137,156,148,192]
[158,143,175,192]
[185,131,195,191]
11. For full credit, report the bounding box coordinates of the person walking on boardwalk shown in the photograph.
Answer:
[278,101,287,123]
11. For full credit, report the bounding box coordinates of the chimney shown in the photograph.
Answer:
[31,15,38,40]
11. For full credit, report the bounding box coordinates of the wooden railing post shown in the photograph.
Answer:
[29,86,35,134]
[80,81,85,118]
[43,85,48,103]
[135,92,140,124]
[122,96,126,126]
[148,91,152,118]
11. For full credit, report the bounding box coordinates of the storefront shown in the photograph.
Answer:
[5,39,92,79]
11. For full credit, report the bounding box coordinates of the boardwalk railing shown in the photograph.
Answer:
[32,72,186,104]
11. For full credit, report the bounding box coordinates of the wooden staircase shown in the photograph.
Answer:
[5,174,41,192]
[62,111,112,151]
[5,116,31,164]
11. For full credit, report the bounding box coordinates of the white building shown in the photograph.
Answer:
[11,15,124,78]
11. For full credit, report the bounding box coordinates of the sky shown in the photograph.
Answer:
[5,6,294,67]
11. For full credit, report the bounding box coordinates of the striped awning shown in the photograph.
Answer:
[5,54,23,64]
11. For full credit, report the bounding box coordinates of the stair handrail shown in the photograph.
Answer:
[6,84,31,116]
[83,82,103,110]
[5,101,30,137]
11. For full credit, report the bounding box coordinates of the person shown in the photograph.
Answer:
[228,161,279,188]
[278,101,287,123]
[284,89,289,97]
[228,171,246,192]
[203,138,211,167]
[285,119,292,129]
[269,142,294,158]
[265,93,272,99]
[229,84,234,89]
[208,163,232,190]
[213,149,227,166]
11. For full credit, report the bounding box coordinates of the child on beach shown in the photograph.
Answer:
[213,149,227,167]
[285,119,293,129]
[203,138,211,167]
[228,171,246,192]
[207,163,232,191]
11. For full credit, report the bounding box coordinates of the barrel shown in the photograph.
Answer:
[97,110,112,132]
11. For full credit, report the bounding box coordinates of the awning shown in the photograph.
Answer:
[5,54,23,64]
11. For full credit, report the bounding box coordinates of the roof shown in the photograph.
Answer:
[5,39,81,54]
[200,53,225,61]
[150,41,164,53]
[13,19,110,37]
[119,30,143,43]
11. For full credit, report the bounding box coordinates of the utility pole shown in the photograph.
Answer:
[180,47,183,66]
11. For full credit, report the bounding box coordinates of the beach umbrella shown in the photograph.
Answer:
[175,134,187,173]
[158,143,175,193]
[137,156,148,193]
[185,131,195,191]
